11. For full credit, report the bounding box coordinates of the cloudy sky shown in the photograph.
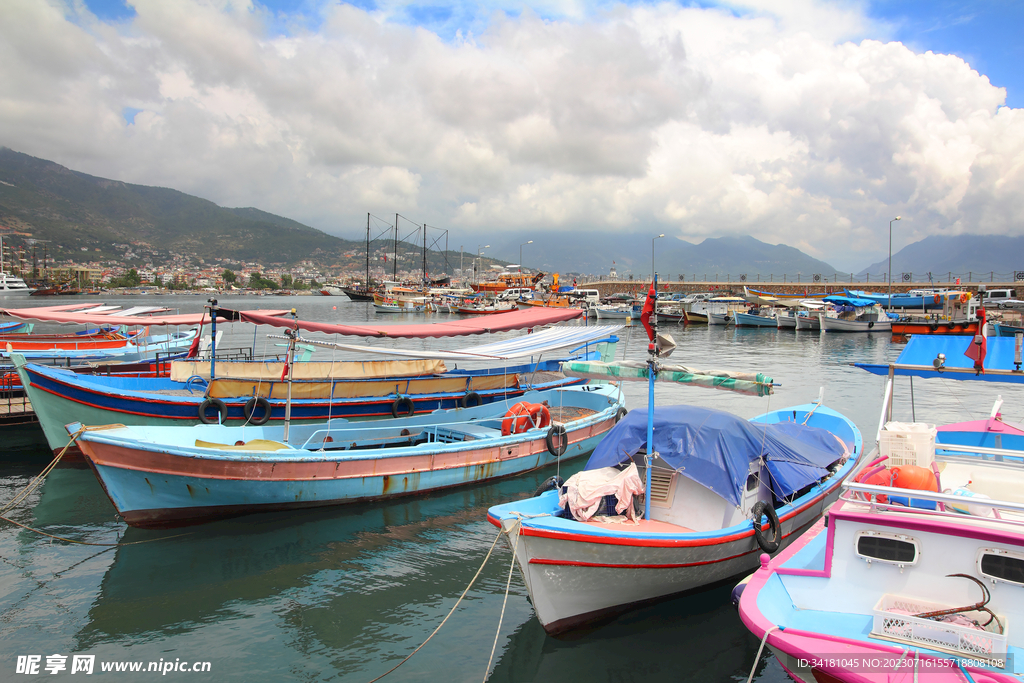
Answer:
[2,0,1022,271]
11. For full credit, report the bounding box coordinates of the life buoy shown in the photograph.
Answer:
[615,407,628,423]
[546,424,568,457]
[751,501,781,554]
[461,391,481,408]
[960,293,970,304]
[933,294,940,304]
[198,398,227,425]
[243,396,272,425]
[501,401,533,436]
[391,396,415,418]
[501,401,549,435]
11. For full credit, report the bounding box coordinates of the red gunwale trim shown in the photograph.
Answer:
[528,546,759,569]
[511,490,829,548]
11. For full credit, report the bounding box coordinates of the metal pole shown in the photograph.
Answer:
[365,213,370,290]
[283,328,297,443]
[207,298,218,380]
[888,216,901,309]
[644,272,659,521]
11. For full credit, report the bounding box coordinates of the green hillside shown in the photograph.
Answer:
[0,148,359,265]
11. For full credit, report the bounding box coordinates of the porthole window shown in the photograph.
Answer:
[978,549,1024,586]
[855,531,919,567]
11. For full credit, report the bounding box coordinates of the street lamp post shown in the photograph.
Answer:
[888,216,901,309]
[652,234,665,281]
[477,244,489,285]
[520,240,533,273]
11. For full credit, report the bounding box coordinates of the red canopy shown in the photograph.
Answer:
[239,307,585,338]
[0,305,290,326]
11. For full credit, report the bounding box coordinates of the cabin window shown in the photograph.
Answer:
[855,531,919,567]
[978,549,1024,585]
[746,473,759,492]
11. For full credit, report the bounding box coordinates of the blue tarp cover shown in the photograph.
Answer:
[822,294,876,307]
[856,334,1024,383]
[585,406,847,506]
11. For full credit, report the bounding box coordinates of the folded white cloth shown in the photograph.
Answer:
[559,463,645,522]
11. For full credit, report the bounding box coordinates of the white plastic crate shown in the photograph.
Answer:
[880,422,937,468]
[872,594,1008,662]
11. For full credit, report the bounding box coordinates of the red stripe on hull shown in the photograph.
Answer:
[78,417,616,482]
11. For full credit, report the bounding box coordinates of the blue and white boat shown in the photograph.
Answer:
[74,383,626,528]
[487,360,860,633]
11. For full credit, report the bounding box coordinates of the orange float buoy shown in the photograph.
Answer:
[890,465,938,492]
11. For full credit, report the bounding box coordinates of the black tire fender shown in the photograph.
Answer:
[243,396,272,425]
[391,396,415,418]
[751,500,781,554]
[532,475,564,498]
[198,398,228,425]
[615,407,628,423]
[867,321,874,329]
[546,424,568,457]
[461,391,481,408]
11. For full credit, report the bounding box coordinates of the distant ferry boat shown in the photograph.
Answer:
[0,272,34,296]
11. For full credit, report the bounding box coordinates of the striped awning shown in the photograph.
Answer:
[271,324,624,360]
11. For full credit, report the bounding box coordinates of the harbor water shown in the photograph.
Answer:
[1,295,1019,681]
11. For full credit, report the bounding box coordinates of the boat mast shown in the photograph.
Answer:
[393,213,398,281]
[422,223,427,288]
[365,212,370,290]
[645,273,658,521]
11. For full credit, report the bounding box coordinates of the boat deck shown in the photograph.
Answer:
[579,518,693,533]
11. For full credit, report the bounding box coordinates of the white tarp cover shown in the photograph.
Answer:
[559,463,645,523]
[278,324,624,360]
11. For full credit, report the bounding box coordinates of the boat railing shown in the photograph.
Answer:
[840,479,1024,527]
[297,418,510,451]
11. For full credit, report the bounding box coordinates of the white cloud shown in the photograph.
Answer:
[0,0,1019,270]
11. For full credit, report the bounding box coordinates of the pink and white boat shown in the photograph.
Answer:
[737,333,1024,682]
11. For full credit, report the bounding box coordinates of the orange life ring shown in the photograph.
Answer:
[960,293,969,304]
[933,294,940,304]
[501,401,550,435]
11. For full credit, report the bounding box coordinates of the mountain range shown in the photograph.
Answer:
[2,147,1020,280]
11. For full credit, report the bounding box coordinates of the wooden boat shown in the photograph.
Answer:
[487,359,860,634]
[739,336,1024,683]
[471,270,546,294]
[845,287,959,310]
[456,302,516,315]
[74,383,626,528]
[683,309,708,324]
[819,294,893,332]
[992,321,1024,337]
[734,307,779,327]
[891,290,980,337]
[744,286,829,300]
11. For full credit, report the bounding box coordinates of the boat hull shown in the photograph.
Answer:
[733,312,777,327]
[683,311,708,324]
[495,496,832,633]
[794,315,820,331]
[77,386,624,527]
[16,358,589,456]
[820,316,892,332]
[891,320,978,336]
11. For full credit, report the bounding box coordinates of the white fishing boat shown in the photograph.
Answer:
[819,294,893,332]
[486,280,862,633]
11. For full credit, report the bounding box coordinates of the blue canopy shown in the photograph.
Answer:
[856,334,1024,384]
[585,406,848,506]
[822,294,876,307]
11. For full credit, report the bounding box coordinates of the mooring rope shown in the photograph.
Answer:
[745,625,779,683]
[482,518,522,682]
[0,428,190,546]
[0,428,83,515]
[365,526,505,683]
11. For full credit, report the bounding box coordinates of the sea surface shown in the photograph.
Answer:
[0,294,1019,681]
